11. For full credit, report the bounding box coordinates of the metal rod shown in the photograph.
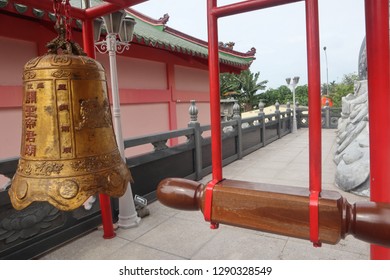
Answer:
[286,77,299,133]
[305,0,322,246]
[207,0,223,182]
[323,46,329,95]
[212,0,303,18]
[364,0,390,260]
[82,14,116,239]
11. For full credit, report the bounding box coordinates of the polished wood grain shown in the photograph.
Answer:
[157,178,390,247]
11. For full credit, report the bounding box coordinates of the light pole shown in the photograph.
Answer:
[94,10,140,229]
[286,76,300,133]
[323,46,329,95]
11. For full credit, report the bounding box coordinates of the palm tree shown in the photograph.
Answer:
[219,72,241,98]
[238,70,268,112]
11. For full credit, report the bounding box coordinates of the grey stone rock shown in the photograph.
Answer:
[335,146,370,191]
[334,80,370,197]
[350,90,368,105]
[351,178,370,197]
[351,105,368,124]
[341,94,354,115]
[337,121,367,154]
[343,147,363,164]
[336,130,348,144]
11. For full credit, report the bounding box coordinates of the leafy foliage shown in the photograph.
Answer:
[327,73,358,107]
[220,71,358,110]
[220,72,241,96]
[220,70,268,112]
[321,81,337,96]
[259,85,308,107]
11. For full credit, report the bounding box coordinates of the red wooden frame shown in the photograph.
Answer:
[205,0,390,259]
[364,0,390,260]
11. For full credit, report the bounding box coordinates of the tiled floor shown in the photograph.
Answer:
[39,129,370,260]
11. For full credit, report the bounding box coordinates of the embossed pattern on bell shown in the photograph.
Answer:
[9,54,131,211]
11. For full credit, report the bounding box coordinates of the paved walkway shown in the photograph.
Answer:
[40,129,370,260]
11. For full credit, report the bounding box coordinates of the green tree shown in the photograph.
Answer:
[238,70,268,111]
[220,72,241,97]
[219,70,268,112]
[295,85,308,106]
[321,81,337,95]
[330,73,358,107]
[259,85,308,107]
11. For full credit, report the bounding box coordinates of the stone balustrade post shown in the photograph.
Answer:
[295,101,301,129]
[286,102,292,133]
[232,101,243,159]
[275,100,281,138]
[258,101,266,147]
[188,100,203,180]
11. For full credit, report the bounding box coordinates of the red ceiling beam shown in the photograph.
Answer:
[85,0,148,19]
[212,0,303,18]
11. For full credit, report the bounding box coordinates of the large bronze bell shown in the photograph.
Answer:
[8,28,131,211]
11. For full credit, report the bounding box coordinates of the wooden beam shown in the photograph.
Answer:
[157,178,390,247]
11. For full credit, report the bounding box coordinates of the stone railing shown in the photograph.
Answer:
[124,100,293,201]
[0,100,339,259]
[296,100,341,129]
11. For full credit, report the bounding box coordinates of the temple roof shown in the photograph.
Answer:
[126,8,256,69]
[0,0,255,69]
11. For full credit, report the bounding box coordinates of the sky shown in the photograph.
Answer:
[133,0,366,89]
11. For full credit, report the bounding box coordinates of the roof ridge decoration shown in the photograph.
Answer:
[126,8,169,27]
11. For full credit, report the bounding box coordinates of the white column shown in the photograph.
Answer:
[107,34,140,228]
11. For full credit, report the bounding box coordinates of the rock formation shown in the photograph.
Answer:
[334,81,369,197]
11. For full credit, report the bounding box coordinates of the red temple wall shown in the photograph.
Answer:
[0,13,212,160]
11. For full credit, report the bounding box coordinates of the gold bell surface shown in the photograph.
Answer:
[8,53,131,211]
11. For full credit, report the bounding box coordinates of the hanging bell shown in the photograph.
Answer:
[8,24,131,211]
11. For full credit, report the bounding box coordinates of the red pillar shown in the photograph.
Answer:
[305,0,322,247]
[203,0,223,228]
[82,19,116,239]
[207,0,223,182]
[364,0,390,259]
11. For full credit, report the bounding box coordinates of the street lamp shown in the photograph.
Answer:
[94,10,140,229]
[323,46,329,95]
[286,76,300,133]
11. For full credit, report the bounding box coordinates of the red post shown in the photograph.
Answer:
[207,0,223,183]
[364,0,390,260]
[305,0,322,247]
[203,0,223,229]
[82,18,116,239]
